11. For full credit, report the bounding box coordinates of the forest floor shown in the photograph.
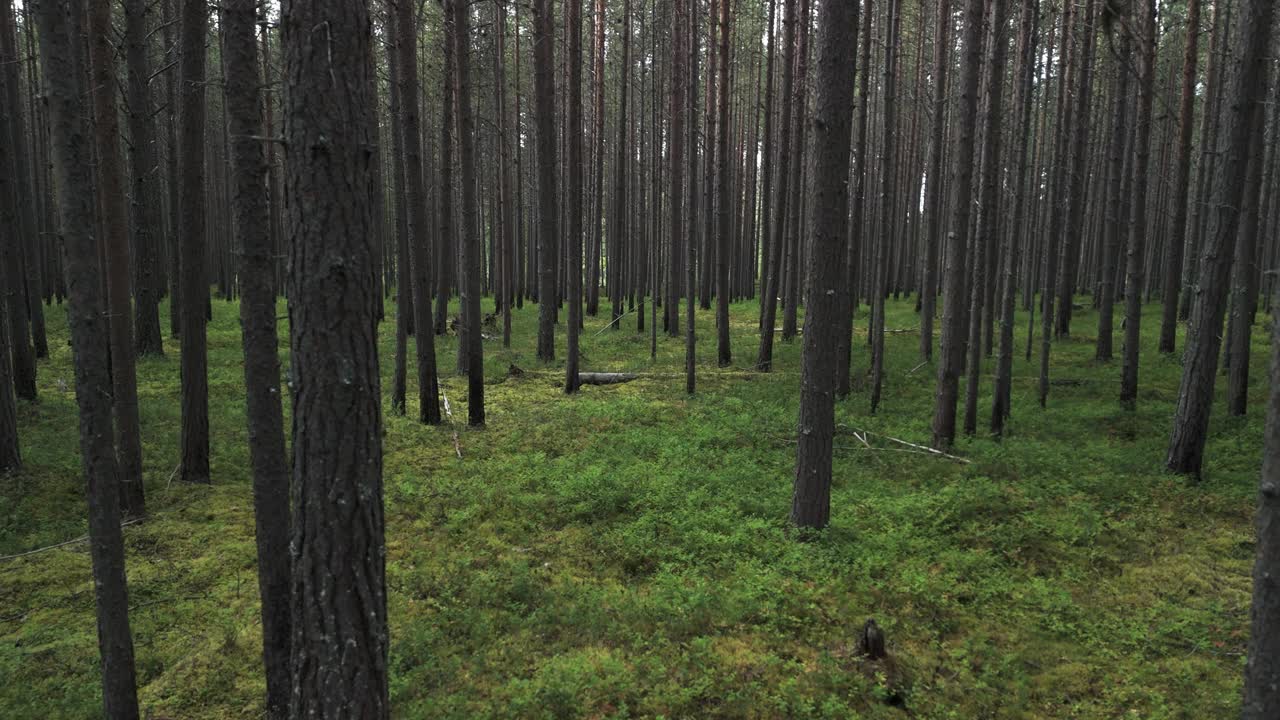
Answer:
[0,295,1266,719]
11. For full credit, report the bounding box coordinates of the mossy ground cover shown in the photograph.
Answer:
[0,294,1265,718]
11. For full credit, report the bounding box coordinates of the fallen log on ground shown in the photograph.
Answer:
[577,372,639,385]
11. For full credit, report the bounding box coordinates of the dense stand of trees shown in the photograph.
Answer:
[3,0,1280,714]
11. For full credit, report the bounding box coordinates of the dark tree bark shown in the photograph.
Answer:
[0,0,46,363]
[1119,0,1155,411]
[931,0,984,449]
[991,0,1039,436]
[714,0,732,367]
[436,13,456,337]
[534,0,559,361]
[0,3,35,403]
[282,0,390,714]
[756,0,797,372]
[870,0,902,414]
[685,0,700,394]
[964,0,1010,436]
[587,0,605,316]
[1157,0,1201,354]
[223,0,291,714]
[34,0,141,714]
[89,0,146,517]
[451,0,485,424]
[394,0,441,425]
[566,0,584,393]
[1225,100,1266,417]
[124,0,164,357]
[791,0,858,531]
[1095,30,1131,363]
[837,0,874,396]
[1166,0,1274,476]
[388,28,409,416]
[178,0,210,484]
[919,0,950,363]
[0,272,17,471]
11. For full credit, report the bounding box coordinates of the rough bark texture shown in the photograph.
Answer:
[931,0,984,448]
[1166,0,1274,476]
[0,272,18,471]
[387,29,409,416]
[869,0,901,415]
[223,0,292,714]
[395,0,442,425]
[919,0,950,363]
[35,0,141,714]
[1119,0,1155,411]
[714,0,732,367]
[791,0,858,530]
[566,0,585,393]
[0,0,34,402]
[282,0,390,715]
[178,0,210,484]
[1225,104,1266,417]
[1095,31,1131,363]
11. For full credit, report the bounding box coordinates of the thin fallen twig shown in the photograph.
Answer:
[440,388,463,460]
[838,425,971,464]
[0,518,145,563]
[593,309,637,336]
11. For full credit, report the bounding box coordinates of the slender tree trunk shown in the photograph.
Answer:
[919,0,950,363]
[1095,32,1132,362]
[223,2,291,714]
[178,0,210,484]
[394,0,442,425]
[436,21,457,337]
[1119,0,1155,411]
[1226,102,1266,416]
[34,0,141,713]
[566,0,584,392]
[930,0,984,449]
[0,6,35,402]
[535,0,559,360]
[124,0,163,357]
[838,0,875,395]
[388,28,410,416]
[451,0,485,423]
[714,0,732,367]
[870,0,902,414]
[791,0,858,530]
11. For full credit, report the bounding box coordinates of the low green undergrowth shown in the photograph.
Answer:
[0,293,1266,718]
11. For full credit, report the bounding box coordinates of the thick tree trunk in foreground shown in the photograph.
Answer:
[178,0,210,484]
[223,0,291,714]
[35,0,141,714]
[791,0,858,530]
[1166,0,1274,476]
[282,0,390,714]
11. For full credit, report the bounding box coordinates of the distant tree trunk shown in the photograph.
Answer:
[89,0,146,516]
[931,0,984,449]
[394,0,442,425]
[282,0,390,714]
[1,0,46,363]
[991,0,1039,436]
[388,29,410,416]
[685,0,699,394]
[587,0,605,316]
[838,0,874,395]
[534,0,559,361]
[0,21,35,403]
[34,0,141,714]
[566,0,584,393]
[1119,0,1155,411]
[1095,31,1132,363]
[436,19,456,337]
[1225,96,1266,416]
[451,0,485,424]
[178,0,210,484]
[223,0,291,714]
[1054,0,1097,338]
[714,0,732,367]
[919,0,950,363]
[964,0,1010,436]
[124,0,163,357]
[1166,0,1274,476]
[1157,0,1201,354]
[791,0,858,531]
[756,0,797,372]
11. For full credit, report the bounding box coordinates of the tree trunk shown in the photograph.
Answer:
[223,1,291,714]
[931,0,984,449]
[1119,0,1155,411]
[791,0,859,530]
[34,0,141,713]
[714,0,732,367]
[919,0,950,363]
[534,0,559,361]
[0,0,35,403]
[283,0,390,714]
[451,0,486,424]
[124,0,164,357]
[1095,32,1132,362]
[566,0,584,392]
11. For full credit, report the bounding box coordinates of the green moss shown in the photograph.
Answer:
[0,295,1265,718]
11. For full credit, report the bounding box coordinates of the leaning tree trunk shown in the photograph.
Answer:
[1166,0,1274,477]
[282,0,390,714]
[223,0,291,714]
[34,0,141,714]
[791,0,859,530]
